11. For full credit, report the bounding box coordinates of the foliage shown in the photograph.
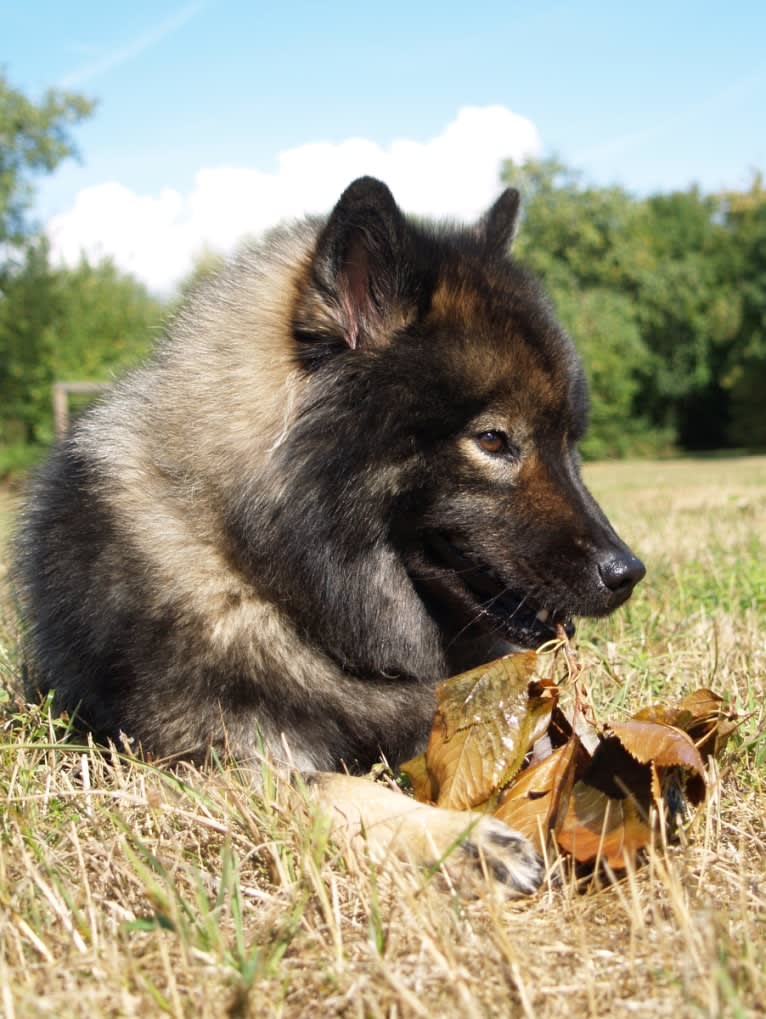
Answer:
[0,71,94,251]
[503,159,766,455]
[552,284,656,458]
[0,75,164,456]
[402,650,733,871]
[0,240,165,446]
[719,178,766,446]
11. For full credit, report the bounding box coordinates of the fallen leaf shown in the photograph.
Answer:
[632,688,739,759]
[493,736,587,851]
[398,647,737,874]
[424,653,557,810]
[678,689,740,758]
[556,780,651,869]
[398,752,435,803]
[607,719,705,774]
[607,718,707,809]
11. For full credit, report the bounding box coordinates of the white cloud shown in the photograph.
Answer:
[46,106,541,293]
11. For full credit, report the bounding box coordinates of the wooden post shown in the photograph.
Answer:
[52,382,109,438]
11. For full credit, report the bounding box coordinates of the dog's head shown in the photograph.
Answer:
[247,177,644,677]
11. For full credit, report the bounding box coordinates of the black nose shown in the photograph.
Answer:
[598,554,646,596]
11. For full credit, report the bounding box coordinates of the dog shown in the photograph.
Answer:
[14,177,644,896]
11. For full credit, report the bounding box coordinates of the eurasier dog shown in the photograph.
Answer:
[15,177,644,896]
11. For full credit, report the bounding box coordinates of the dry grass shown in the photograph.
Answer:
[1,458,764,1019]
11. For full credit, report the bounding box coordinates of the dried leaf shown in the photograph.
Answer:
[425,653,557,810]
[608,719,705,775]
[398,752,435,803]
[556,780,651,869]
[631,703,683,726]
[606,720,707,808]
[397,645,735,874]
[632,688,739,759]
[493,736,587,851]
[678,689,740,758]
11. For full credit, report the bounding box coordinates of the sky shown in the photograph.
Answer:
[5,0,766,292]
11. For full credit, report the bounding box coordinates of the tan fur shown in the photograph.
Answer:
[67,231,327,763]
[50,223,439,771]
[298,773,543,898]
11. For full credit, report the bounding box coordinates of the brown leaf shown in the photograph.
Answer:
[591,721,706,841]
[678,689,740,758]
[556,780,651,869]
[425,653,558,810]
[398,752,436,803]
[677,688,726,716]
[608,719,705,776]
[550,733,654,868]
[632,688,739,760]
[397,654,732,874]
[630,704,680,726]
[493,736,587,851]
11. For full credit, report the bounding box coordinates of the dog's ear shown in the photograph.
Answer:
[477,188,521,254]
[310,177,411,350]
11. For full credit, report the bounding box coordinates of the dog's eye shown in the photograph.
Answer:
[476,430,512,456]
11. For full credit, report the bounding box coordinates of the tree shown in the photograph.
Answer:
[628,190,739,449]
[0,72,94,253]
[502,159,662,455]
[501,158,756,454]
[0,238,57,446]
[0,241,165,447]
[720,178,766,447]
[0,71,98,450]
[502,158,642,290]
[552,285,653,459]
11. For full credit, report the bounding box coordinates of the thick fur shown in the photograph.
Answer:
[14,178,643,896]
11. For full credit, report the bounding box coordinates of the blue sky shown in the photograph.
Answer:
[5,0,766,289]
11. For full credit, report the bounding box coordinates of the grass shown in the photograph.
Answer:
[1,457,765,1018]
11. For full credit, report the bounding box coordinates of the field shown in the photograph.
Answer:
[0,458,764,1019]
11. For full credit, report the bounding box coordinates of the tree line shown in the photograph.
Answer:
[1,73,764,475]
[502,159,766,458]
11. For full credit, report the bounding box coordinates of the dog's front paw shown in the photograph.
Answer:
[303,772,544,898]
[455,815,544,898]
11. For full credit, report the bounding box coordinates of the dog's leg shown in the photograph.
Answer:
[302,772,543,898]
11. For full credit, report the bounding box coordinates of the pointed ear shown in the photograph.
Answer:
[311,177,410,350]
[476,188,521,254]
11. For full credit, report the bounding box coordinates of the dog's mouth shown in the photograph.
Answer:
[422,533,575,650]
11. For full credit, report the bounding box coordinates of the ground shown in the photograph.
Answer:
[0,458,764,1018]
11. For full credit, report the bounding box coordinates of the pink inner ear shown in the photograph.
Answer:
[339,233,372,350]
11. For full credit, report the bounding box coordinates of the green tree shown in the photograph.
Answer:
[629,190,738,448]
[502,158,751,454]
[720,178,766,446]
[552,285,654,458]
[0,241,165,447]
[0,72,94,252]
[502,158,643,290]
[502,158,662,455]
[0,238,57,446]
[0,74,168,471]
